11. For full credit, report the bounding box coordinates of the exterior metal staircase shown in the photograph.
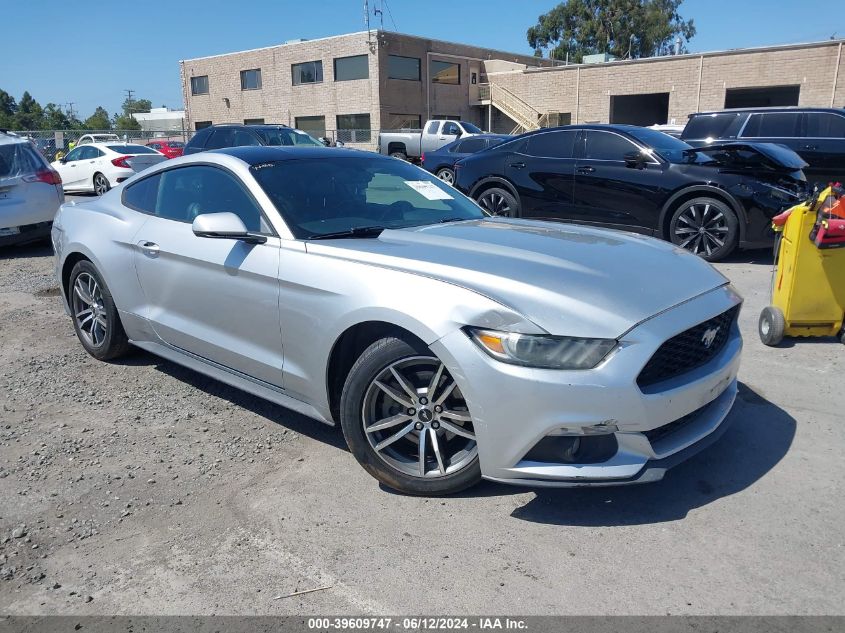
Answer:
[478,83,545,133]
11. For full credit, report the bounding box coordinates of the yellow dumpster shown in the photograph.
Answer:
[759,185,845,346]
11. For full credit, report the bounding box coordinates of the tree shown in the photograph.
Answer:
[84,106,112,130]
[0,89,16,129]
[527,0,695,63]
[42,103,71,130]
[14,91,43,130]
[113,96,150,130]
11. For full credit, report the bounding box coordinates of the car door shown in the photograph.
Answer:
[799,111,845,186]
[54,147,87,189]
[506,129,579,219]
[74,146,102,190]
[571,130,667,234]
[131,164,284,387]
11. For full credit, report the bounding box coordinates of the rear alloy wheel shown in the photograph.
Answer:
[759,306,786,347]
[476,187,519,218]
[340,337,481,495]
[669,197,738,262]
[436,167,455,185]
[93,173,110,196]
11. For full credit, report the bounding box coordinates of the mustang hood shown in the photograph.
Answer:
[307,219,729,339]
[694,142,808,172]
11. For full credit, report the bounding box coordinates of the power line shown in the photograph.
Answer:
[383,0,398,31]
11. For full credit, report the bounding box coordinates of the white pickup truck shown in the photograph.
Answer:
[378,119,484,161]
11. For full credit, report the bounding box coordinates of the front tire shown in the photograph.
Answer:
[476,187,520,217]
[669,197,738,261]
[759,306,786,347]
[340,337,481,496]
[93,173,110,196]
[68,260,131,360]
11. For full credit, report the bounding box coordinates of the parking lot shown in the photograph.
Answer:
[0,211,843,615]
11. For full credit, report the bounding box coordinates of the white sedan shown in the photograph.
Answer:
[51,143,165,195]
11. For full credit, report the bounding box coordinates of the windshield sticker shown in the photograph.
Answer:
[404,180,454,200]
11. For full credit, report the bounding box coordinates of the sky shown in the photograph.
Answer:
[2,0,844,121]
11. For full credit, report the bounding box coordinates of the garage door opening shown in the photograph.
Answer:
[724,85,800,108]
[609,93,669,126]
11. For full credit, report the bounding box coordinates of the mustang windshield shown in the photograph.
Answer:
[251,157,485,238]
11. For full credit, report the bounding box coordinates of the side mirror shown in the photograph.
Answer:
[454,129,463,137]
[192,212,267,244]
[334,140,345,148]
[624,150,646,168]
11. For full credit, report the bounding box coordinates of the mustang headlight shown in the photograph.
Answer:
[466,328,616,370]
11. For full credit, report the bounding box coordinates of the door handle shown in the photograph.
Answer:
[138,241,160,257]
[577,166,596,174]
[802,144,818,150]
[509,162,526,169]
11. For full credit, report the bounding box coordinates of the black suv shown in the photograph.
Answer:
[184,123,325,155]
[454,124,808,261]
[681,108,845,187]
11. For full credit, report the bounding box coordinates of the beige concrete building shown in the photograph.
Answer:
[180,32,845,143]
[179,31,553,144]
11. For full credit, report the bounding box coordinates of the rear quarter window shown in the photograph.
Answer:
[122,173,162,214]
[682,113,743,140]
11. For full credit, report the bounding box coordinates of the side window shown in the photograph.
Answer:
[426,121,440,135]
[584,131,637,160]
[231,130,261,147]
[457,138,486,153]
[154,166,269,232]
[442,122,460,136]
[149,143,160,150]
[77,146,97,160]
[527,130,577,158]
[122,173,162,214]
[64,147,83,162]
[205,128,236,150]
[742,113,800,138]
[805,113,845,138]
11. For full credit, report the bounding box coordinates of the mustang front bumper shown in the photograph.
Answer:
[431,284,743,487]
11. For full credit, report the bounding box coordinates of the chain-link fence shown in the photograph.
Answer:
[8,129,195,162]
[10,127,477,159]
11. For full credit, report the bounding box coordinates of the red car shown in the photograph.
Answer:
[145,140,184,159]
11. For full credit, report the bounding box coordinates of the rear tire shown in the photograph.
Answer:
[68,260,131,360]
[339,337,481,496]
[476,187,520,218]
[93,173,110,196]
[759,306,786,347]
[389,151,408,161]
[669,197,738,262]
[436,167,455,186]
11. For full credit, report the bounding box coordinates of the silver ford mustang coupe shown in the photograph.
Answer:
[52,147,742,495]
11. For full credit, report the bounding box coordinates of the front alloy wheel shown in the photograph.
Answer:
[669,197,738,261]
[340,337,481,495]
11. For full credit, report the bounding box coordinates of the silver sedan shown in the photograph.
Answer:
[52,146,742,495]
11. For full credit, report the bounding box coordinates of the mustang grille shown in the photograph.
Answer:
[637,306,739,389]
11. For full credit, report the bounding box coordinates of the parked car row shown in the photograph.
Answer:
[453,124,810,261]
[50,143,167,195]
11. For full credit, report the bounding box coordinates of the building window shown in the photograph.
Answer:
[388,55,421,81]
[431,60,460,85]
[336,113,371,143]
[295,115,326,138]
[244,118,265,125]
[292,60,323,85]
[240,69,262,90]
[471,72,477,85]
[190,75,209,95]
[387,113,422,130]
[195,120,212,130]
[334,55,369,81]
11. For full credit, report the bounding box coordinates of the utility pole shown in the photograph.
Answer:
[65,102,76,120]
[124,89,135,114]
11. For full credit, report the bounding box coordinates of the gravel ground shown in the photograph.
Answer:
[0,231,843,615]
